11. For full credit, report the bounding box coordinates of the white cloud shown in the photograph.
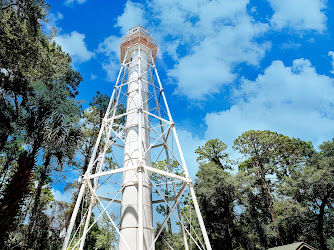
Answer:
[65,0,87,6]
[268,0,327,32]
[98,0,270,99]
[116,1,147,35]
[99,0,329,99]
[98,35,120,58]
[97,35,120,82]
[150,0,269,99]
[52,188,72,203]
[329,51,334,74]
[90,74,97,80]
[204,58,334,148]
[102,60,119,82]
[168,17,269,99]
[97,1,146,82]
[54,31,94,63]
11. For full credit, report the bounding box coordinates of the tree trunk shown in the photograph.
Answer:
[0,147,38,246]
[212,157,223,168]
[25,153,51,247]
[317,196,328,250]
[259,165,282,245]
[225,223,233,250]
[263,179,275,222]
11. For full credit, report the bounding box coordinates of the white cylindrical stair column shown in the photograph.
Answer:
[119,46,153,250]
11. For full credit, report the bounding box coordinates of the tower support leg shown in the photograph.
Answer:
[79,197,94,250]
[62,183,86,250]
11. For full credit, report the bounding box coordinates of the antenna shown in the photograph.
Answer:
[62,26,212,250]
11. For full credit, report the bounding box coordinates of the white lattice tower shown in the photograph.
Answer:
[62,26,212,250]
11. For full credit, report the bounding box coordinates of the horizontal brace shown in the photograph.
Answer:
[151,143,165,149]
[104,109,137,122]
[111,142,124,148]
[117,77,140,87]
[142,110,172,125]
[86,166,137,179]
[122,181,152,188]
[144,165,191,183]
[152,197,175,204]
[98,196,121,204]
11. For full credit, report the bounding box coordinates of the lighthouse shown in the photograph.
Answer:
[62,26,211,250]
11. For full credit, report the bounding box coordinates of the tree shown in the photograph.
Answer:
[94,215,117,249]
[195,164,238,249]
[0,0,82,244]
[155,222,184,250]
[62,92,112,233]
[0,151,35,245]
[195,139,230,169]
[48,200,72,248]
[152,159,184,234]
[60,92,124,247]
[25,113,82,248]
[74,91,123,174]
[282,139,334,250]
[194,139,240,249]
[235,170,270,249]
[233,130,313,247]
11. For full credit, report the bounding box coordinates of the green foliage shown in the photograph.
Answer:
[235,171,270,249]
[75,91,121,174]
[94,215,117,249]
[155,222,184,250]
[152,160,184,235]
[280,139,334,249]
[193,139,243,249]
[89,91,111,121]
[195,164,238,249]
[195,139,231,169]
[233,130,314,247]
[233,130,313,179]
[0,0,82,246]
[192,133,333,249]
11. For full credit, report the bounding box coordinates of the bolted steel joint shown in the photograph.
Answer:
[81,175,88,183]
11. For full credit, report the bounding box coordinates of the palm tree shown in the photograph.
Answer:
[25,112,82,248]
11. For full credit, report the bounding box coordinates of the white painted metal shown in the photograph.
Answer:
[61,183,86,250]
[62,26,212,250]
[119,45,153,250]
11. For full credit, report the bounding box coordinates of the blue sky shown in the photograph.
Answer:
[46,0,334,199]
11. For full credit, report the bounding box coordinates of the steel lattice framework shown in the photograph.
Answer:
[62,26,212,250]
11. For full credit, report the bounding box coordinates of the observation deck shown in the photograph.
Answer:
[120,25,158,63]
